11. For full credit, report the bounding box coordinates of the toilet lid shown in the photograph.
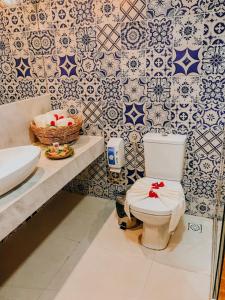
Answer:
[129,178,184,216]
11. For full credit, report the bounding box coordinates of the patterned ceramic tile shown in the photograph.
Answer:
[107,165,127,186]
[120,0,146,22]
[97,51,121,77]
[76,26,97,52]
[122,77,146,102]
[37,0,53,30]
[187,196,215,218]
[192,175,217,200]
[23,3,39,31]
[58,78,81,100]
[89,180,109,198]
[78,52,100,78]
[204,12,225,46]
[193,125,224,162]
[16,79,36,99]
[83,122,103,136]
[43,55,59,78]
[172,0,206,16]
[146,77,171,103]
[121,20,146,50]
[202,45,225,75]
[78,74,100,101]
[147,17,173,53]
[173,48,202,75]
[171,76,200,104]
[0,55,14,81]
[146,0,174,18]
[121,50,145,78]
[0,10,7,34]
[197,106,225,130]
[82,100,103,124]
[171,101,197,134]
[14,57,32,79]
[108,184,126,200]
[9,32,29,58]
[58,54,79,78]
[102,100,123,128]
[97,22,121,52]
[51,0,75,29]
[5,6,25,33]
[124,101,146,131]
[199,75,225,109]
[205,0,225,13]
[146,48,172,77]
[0,35,11,56]
[95,0,120,24]
[27,30,56,56]
[70,0,95,26]
[103,124,124,143]
[174,14,204,49]
[146,101,170,128]
[55,28,76,54]
[100,76,122,101]
[88,155,108,183]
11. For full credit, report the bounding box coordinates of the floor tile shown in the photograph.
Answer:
[54,246,152,300]
[140,262,210,300]
[153,215,212,275]
[0,286,42,300]
[92,212,155,260]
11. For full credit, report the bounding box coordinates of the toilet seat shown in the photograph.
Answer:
[129,177,184,217]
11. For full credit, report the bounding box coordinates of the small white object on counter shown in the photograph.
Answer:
[107,138,125,173]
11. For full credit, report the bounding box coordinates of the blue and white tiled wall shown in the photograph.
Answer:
[0,0,225,218]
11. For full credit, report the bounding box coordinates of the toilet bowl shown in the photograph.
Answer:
[128,177,185,250]
[125,133,187,250]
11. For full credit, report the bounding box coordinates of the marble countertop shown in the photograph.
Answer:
[0,136,104,241]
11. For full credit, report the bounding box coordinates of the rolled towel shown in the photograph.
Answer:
[46,109,68,119]
[34,114,48,128]
[56,117,75,127]
[45,114,57,127]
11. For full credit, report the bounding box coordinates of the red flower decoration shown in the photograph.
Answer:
[68,122,73,126]
[50,120,56,126]
[158,181,165,187]
[54,114,59,120]
[152,181,165,189]
[148,190,159,198]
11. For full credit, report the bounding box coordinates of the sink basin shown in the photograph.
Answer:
[0,145,41,196]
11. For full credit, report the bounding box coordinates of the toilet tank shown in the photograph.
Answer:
[143,133,187,181]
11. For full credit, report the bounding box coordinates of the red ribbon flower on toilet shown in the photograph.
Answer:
[148,182,165,198]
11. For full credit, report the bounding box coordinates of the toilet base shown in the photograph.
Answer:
[141,222,171,250]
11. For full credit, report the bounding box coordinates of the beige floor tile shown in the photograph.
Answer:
[55,246,153,300]
[140,262,210,300]
[38,290,58,300]
[153,215,212,275]
[0,192,113,292]
[0,286,42,300]
[92,212,156,260]
[1,236,77,289]
[47,239,92,291]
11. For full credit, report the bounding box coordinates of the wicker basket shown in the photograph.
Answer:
[30,113,83,145]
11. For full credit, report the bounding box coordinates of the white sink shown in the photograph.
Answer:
[0,145,41,196]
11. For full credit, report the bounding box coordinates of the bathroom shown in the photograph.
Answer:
[0,0,225,299]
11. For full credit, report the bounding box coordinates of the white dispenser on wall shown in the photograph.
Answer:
[107,138,125,173]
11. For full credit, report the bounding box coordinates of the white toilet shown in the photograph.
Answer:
[127,133,187,250]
